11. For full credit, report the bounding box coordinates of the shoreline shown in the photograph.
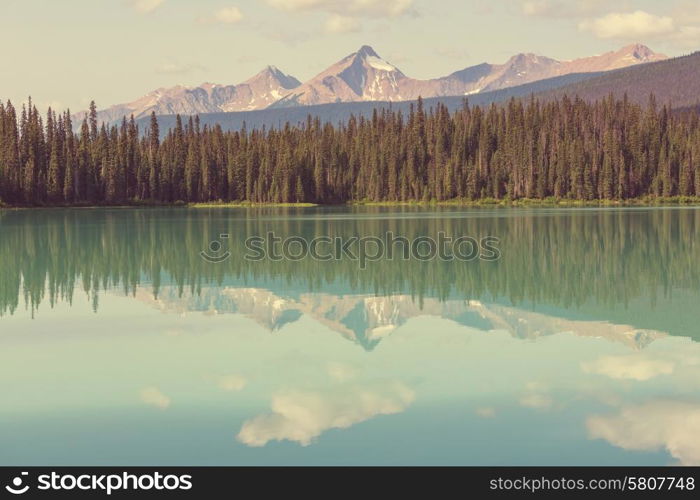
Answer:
[3,196,700,210]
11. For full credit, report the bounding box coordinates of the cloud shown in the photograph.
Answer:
[266,0,414,18]
[519,392,553,409]
[218,374,247,391]
[672,1,700,24]
[582,355,674,381]
[237,381,415,447]
[474,5,494,15]
[579,10,676,40]
[129,0,165,14]
[266,0,414,37]
[519,0,606,19]
[519,381,553,410]
[670,25,700,48]
[199,6,244,25]
[156,62,207,75]
[37,100,64,112]
[435,47,470,60]
[214,6,244,24]
[587,401,700,466]
[475,407,496,418]
[140,387,171,409]
[265,27,313,45]
[326,361,359,381]
[520,2,700,47]
[324,14,361,34]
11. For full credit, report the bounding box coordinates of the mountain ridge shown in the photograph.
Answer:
[80,43,666,125]
[539,50,700,108]
[135,71,607,136]
[74,65,302,124]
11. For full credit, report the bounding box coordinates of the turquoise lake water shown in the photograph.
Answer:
[1,206,699,465]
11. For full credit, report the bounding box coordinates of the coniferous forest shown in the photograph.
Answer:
[1,95,700,206]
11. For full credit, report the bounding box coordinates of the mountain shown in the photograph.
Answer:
[138,71,606,135]
[222,66,302,111]
[134,286,667,352]
[77,66,301,124]
[272,43,666,108]
[447,44,665,94]
[540,50,700,108]
[272,45,411,107]
[560,43,667,72]
[83,44,665,124]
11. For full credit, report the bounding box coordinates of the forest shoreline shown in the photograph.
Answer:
[4,95,700,208]
[3,196,700,210]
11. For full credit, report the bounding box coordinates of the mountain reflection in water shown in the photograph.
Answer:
[1,206,699,465]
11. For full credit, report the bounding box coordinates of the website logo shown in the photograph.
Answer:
[200,234,231,263]
[5,472,29,495]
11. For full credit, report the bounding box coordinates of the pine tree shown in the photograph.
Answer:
[47,142,61,201]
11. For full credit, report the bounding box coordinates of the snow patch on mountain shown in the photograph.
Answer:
[366,55,398,72]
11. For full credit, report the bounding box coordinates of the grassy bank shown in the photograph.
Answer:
[3,196,700,210]
[0,200,319,210]
[351,196,700,207]
[190,201,319,208]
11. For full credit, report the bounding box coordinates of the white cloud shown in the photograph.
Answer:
[324,14,361,34]
[672,1,700,24]
[265,27,313,45]
[587,401,700,466]
[156,62,207,75]
[129,0,165,14]
[579,10,676,40]
[266,0,414,18]
[531,3,700,49]
[266,0,413,37]
[519,0,606,19]
[140,387,171,409]
[475,407,496,418]
[519,392,553,409]
[198,6,244,25]
[326,361,359,381]
[670,25,700,48]
[237,381,415,447]
[214,6,244,24]
[582,355,674,381]
[218,374,247,391]
[435,47,470,60]
[519,381,553,410]
[37,100,64,112]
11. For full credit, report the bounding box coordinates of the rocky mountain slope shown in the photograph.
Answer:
[272,44,665,107]
[540,50,700,108]
[136,286,666,352]
[76,66,301,124]
[81,44,665,124]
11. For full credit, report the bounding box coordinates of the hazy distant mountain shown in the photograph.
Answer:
[445,44,665,94]
[82,44,664,125]
[540,50,700,108]
[561,43,667,72]
[75,66,301,124]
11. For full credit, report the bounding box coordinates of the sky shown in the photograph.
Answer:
[1,0,699,113]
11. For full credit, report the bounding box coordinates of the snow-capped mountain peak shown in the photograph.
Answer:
[76,65,302,124]
[79,43,667,123]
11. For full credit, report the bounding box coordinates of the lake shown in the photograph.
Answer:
[1,206,699,466]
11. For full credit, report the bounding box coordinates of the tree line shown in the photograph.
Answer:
[1,94,700,205]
